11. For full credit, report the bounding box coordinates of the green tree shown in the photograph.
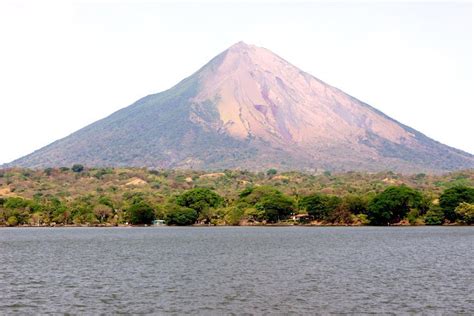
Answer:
[44,167,54,176]
[439,186,474,222]
[71,164,84,173]
[49,198,68,224]
[454,202,474,224]
[4,197,30,210]
[224,206,244,225]
[342,195,369,215]
[418,194,433,215]
[255,194,294,222]
[98,195,114,208]
[240,186,280,204]
[424,206,445,225]
[239,186,294,222]
[407,209,420,225]
[368,185,422,225]
[266,168,277,176]
[128,201,155,225]
[154,204,167,220]
[300,193,341,221]
[244,207,266,222]
[4,197,31,224]
[176,188,223,218]
[165,205,198,226]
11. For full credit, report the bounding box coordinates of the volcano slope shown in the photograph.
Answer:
[9,42,474,173]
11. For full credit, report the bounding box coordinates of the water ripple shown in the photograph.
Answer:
[0,227,473,314]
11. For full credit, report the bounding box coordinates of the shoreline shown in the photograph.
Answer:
[0,223,468,228]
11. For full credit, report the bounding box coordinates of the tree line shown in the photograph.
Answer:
[1,171,473,226]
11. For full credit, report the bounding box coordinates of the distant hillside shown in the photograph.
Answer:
[8,42,474,173]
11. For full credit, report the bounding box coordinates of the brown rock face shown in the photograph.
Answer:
[196,42,414,149]
[7,42,474,173]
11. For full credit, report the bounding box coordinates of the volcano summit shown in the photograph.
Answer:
[9,42,474,172]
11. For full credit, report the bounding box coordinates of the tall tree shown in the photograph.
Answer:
[300,193,341,221]
[176,188,223,214]
[368,185,422,225]
[439,186,474,222]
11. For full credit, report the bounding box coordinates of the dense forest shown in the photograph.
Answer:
[0,166,473,226]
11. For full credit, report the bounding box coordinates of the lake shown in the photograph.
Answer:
[0,227,473,314]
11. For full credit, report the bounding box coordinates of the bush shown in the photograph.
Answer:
[424,206,445,225]
[4,197,30,210]
[224,206,244,225]
[352,213,370,225]
[407,209,420,225]
[165,205,198,225]
[7,216,18,226]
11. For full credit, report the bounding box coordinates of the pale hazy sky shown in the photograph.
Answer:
[0,0,472,164]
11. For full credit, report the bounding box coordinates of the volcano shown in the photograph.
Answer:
[9,42,474,173]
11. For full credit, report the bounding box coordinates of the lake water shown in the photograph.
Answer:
[0,227,473,314]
